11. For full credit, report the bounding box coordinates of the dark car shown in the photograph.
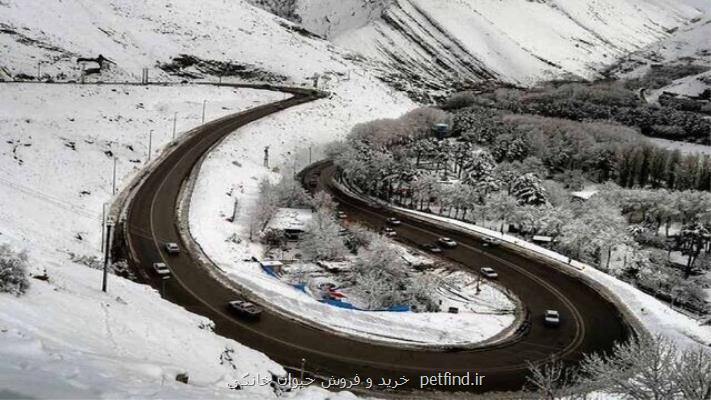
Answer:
[228,300,263,319]
[438,237,458,248]
[482,237,501,247]
[421,243,443,253]
[165,242,181,255]
[386,217,402,226]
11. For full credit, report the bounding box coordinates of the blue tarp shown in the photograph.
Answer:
[319,298,409,312]
[261,264,280,278]
[258,261,410,313]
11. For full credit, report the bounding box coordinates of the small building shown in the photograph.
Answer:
[532,235,554,244]
[433,123,450,139]
[266,208,313,240]
[259,260,284,277]
[571,190,598,202]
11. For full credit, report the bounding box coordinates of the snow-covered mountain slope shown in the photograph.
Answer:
[0,0,363,86]
[0,84,362,400]
[0,1,412,398]
[613,1,711,98]
[251,0,707,88]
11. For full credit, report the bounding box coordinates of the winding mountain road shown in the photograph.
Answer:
[120,86,632,395]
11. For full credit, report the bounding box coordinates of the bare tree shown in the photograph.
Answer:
[526,357,580,400]
[310,190,337,214]
[580,335,678,400]
[300,210,347,261]
[673,347,711,400]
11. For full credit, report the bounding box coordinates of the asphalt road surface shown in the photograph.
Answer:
[123,89,631,395]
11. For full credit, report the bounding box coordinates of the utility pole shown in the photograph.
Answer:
[112,157,117,195]
[36,61,42,81]
[263,146,270,168]
[308,145,312,164]
[293,148,297,179]
[172,112,177,139]
[101,203,107,253]
[230,198,239,223]
[201,100,207,124]
[147,130,153,161]
[299,358,306,383]
[102,219,114,293]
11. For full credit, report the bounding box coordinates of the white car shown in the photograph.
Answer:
[153,262,170,276]
[382,227,397,237]
[336,211,347,219]
[544,310,561,327]
[165,242,180,254]
[438,237,458,248]
[480,267,498,279]
[386,217,402,226]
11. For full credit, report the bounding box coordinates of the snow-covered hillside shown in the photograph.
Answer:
[0,0,360,86]
[250,0,707,91]
[0,0,412,398]
[614,1,711,99]
[0,84,360,399]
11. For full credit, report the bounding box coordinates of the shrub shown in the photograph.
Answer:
[442,91,477,110]
[0,244,30,296]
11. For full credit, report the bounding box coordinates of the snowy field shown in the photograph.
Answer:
[0,83,286,258]
[0,83,358,399]
[650,137,711,155]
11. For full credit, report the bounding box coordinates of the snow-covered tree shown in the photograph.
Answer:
[580,335,703,400]
[526,357,580,400]
[300,210,347,261]
[410,174,439,211]
[674,345,711,400]
[485,191,519,232]
[558,198,629,264]
[0,244,30,296]
[677,222,710,279]
[399,107,451,140]
[343,225,379,254]
[404,274,442,312]
[351,237,409,309]
[461,149,497,186]
[310,191,337,214]
[510,173,548,205]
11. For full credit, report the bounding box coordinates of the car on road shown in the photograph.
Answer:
[544,310,561,327]
[153,262,170,276]
[482,237,501,247]
[438,237,458,248]
[480,267,498,279]
[336,211,347,219]
[382,227,397,237]
[421,243,443,253]
[386,217,401,226]
[165,242,180,255]
[228,300,263,319]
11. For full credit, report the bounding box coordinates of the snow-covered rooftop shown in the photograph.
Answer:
[266,208,313,232]
[571,190,599,201]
